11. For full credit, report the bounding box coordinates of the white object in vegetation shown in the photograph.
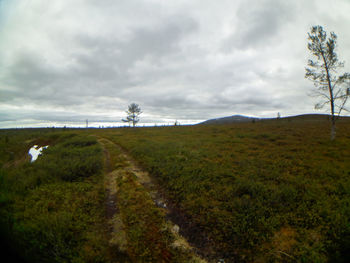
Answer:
[28,145,49,162]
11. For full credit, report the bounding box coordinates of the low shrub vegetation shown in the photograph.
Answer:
[0,130,107,262]
[94,119,350,262]
[2,118,350,262]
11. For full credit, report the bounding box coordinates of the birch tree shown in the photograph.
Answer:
[305,25,350,140]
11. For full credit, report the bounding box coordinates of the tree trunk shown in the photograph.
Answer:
[331,116,336,141]
[321,51,336,140]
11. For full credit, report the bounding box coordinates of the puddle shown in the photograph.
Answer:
[28,145,49,162]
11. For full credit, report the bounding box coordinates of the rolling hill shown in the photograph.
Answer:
[199,113,350,125]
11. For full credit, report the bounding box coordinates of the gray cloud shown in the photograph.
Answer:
[221,0,297,52]
[0,0,350,128]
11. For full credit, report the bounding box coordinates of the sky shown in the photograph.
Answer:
[1,0,350,128]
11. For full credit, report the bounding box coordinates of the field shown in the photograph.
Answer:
[1,118,350,262]
[0,130,108,262]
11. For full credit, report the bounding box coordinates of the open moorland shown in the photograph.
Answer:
[1,117,350,262]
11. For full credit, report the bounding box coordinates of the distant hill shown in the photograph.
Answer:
[199,113,350,125]
[199,115,260,125]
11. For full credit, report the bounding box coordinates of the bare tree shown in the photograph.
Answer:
[122,103,142,127]
[305,25,350,140]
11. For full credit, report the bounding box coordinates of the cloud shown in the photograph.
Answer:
[222,0,296,51]
[0,0,350,128]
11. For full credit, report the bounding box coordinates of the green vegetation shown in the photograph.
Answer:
[2,118,350,262]
[0,130,107,262]
[95,119,350,262]
[117,171,173,262]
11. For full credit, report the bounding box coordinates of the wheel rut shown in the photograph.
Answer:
[98,137,207,263]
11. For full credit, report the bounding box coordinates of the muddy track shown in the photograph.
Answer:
[98,137,207,263]
[102,146,117,219]
[99,138,130,262]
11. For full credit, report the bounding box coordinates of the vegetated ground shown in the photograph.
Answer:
[0,131,108,262]
[1,117,350,262]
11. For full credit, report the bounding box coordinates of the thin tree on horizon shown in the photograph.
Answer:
[122,103,142,127]
[305,25,350,140]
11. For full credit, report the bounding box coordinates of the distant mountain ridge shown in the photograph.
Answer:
[199,113,350,125]
[199,115,260,124]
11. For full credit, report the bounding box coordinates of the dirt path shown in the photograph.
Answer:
[99,138,130,262]
[98,137,207,263]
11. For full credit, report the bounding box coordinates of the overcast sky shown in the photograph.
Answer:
[1,0,350,128]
